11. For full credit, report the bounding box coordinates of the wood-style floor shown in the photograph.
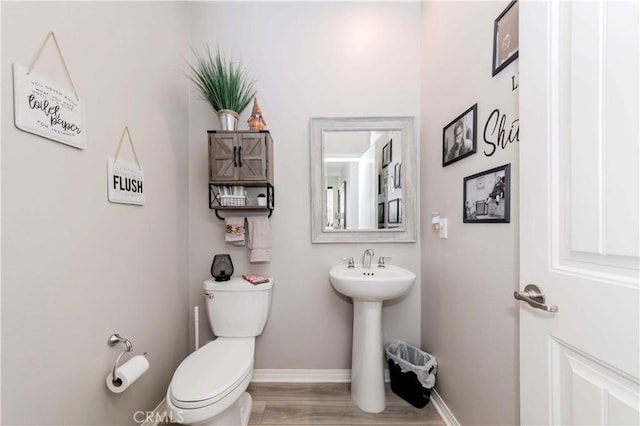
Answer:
[247,383,445,425]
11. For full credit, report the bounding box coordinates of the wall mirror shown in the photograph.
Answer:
[310,117,417,243]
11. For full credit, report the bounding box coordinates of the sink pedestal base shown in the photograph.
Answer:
[350,300,385,413]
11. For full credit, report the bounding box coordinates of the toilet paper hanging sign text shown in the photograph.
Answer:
[12,63,86,149]
[108,157,145,205]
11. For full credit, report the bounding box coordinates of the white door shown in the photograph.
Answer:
[519,1,639,424]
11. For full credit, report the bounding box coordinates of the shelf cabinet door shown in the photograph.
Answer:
[208,131,273,184]
[209,134,238,182]
[238,133,268,181]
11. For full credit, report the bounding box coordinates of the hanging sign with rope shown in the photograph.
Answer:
[108,127,145,206]
[13,32,85,149]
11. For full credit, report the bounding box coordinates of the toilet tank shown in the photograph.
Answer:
[203,277,273,337]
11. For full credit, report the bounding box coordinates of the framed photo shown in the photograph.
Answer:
[394,163,402,188]
[388,198,401,224]
[338,181,346,229]
[377,174,382,195]
[492,0,519,77]
[463,164,510,223]
[442,104,477,167]
[382,139,392,168]
[377,202,385,224]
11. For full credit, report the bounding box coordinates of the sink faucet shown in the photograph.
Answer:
[362,249,375,268]
[341,257,355,268]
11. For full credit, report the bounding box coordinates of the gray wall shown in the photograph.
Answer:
[420,2,519,425]
[1,2,190,425]
[188,1,422,369]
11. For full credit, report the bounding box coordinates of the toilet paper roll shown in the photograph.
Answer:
[106,355,149,393]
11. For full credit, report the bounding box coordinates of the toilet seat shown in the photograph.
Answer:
[169,338,254,410]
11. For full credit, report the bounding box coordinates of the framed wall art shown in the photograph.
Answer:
[394,163,402,188]
[463,164,510,223]
[382,139,392,168]
[388,198,401,224]
[492,0,519,76]
[443,103,477,167]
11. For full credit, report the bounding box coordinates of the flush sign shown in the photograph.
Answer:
[13,63,86,149]
[108,157,145,205]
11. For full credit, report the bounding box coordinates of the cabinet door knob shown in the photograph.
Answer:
[233,147,238,167]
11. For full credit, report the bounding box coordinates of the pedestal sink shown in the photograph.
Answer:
[329,263,416,413]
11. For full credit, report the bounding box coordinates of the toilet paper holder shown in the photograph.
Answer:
[108,333,145,384]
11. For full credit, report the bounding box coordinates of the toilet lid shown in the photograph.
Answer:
[170,338,254,407]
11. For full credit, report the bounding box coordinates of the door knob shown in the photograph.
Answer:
[514,284,558,312]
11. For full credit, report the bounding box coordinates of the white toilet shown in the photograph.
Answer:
[166,277,273,425]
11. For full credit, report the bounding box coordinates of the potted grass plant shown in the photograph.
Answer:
[189,46,257,130]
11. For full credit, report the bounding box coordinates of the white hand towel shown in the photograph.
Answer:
[225,217,245,246]
[247,217,271,262]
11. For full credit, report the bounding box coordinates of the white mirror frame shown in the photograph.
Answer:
[310,116,417,243]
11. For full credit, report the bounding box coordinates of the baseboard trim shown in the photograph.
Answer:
[251,369,351,383]
[430,389,460,426]
[251,368,392,383]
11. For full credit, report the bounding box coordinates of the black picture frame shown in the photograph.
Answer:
[463,164,511,223]
[382,139,392,168]
[377,174,381,195]
[394,163,402,188]
[388,198,400,224]
[492,0,519,77]
[442,104,477,167]
[377,202,385,224]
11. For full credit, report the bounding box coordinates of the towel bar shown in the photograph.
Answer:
[214,209,273,220]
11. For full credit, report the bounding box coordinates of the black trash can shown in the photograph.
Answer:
[385,341,437,408]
